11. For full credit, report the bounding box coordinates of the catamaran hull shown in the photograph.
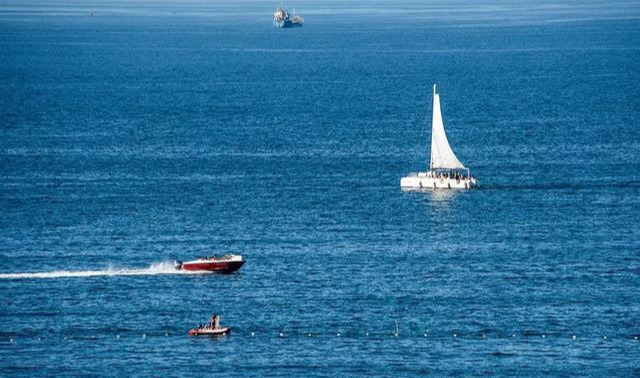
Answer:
[401,175,477,190]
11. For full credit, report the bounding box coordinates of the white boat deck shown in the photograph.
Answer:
[401,171,476,190]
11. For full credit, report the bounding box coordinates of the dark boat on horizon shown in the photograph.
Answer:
[273,7,303,28]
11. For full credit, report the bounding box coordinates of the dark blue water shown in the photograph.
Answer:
[1,1,640,376]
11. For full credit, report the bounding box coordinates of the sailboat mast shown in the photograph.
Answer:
[429,85,436,171]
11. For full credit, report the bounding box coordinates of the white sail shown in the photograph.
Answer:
[430,85,465,170]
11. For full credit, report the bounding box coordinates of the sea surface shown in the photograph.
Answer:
[1,0,640,376]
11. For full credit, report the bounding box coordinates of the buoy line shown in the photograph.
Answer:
[4,331,639,343]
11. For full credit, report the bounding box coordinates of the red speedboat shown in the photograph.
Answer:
[174,254,244,273]
[188,327,230,336]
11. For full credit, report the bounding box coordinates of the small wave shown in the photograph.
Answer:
[0,261,198,280]
[491,351,516,357]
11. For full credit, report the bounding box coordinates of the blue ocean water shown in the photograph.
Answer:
[1,0,640,376]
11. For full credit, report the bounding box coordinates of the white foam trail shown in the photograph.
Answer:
[0,261,201,279]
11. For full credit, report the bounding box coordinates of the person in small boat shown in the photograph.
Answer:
[207,314,220,329]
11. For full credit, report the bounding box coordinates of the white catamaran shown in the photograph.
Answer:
[401,85,477,190]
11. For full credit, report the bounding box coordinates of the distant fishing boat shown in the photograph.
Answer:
[401,85,477,190]
[273,7,303,28]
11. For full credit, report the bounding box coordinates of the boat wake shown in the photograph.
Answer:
[0,261,198,280]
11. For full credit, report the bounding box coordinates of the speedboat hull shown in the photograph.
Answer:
[175,255,245,273]
[181,260,244,272]
[188,327,230,336]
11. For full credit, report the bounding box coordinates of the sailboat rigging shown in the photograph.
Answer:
[401,85,477,190]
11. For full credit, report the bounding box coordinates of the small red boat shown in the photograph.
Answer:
[175,254,244,273]
[188,327,230,336]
